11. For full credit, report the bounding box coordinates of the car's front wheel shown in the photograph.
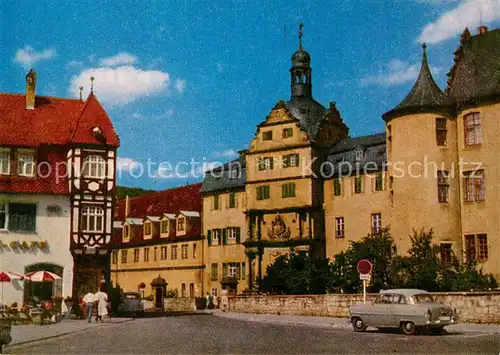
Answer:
[352,317,367,332]
[401,321,417,335]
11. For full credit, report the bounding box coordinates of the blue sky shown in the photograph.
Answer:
[2,0,500,189]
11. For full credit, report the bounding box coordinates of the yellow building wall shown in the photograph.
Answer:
[457,103,500,277]
[324,173,392,258]
[203,190,247,294]
[111,239,204,297]
[387,113,461,254]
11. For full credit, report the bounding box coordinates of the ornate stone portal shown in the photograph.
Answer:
[267,215,291,240]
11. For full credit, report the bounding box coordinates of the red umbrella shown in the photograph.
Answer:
[0,272,24,282]
[25,271,61,282]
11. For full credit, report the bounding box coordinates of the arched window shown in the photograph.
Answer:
[82,155,105,178]
[81,206,104,232]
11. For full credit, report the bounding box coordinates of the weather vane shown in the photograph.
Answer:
[90,76,95,93]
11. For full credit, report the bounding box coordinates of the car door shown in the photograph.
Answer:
[370,294,393,326]
[390,293,407,326]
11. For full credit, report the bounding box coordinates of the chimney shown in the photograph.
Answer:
[478,26,488,35]
[125,195,130,218]
[25,69,37,110]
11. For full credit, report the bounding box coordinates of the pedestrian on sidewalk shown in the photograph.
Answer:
[205,292,211,310]
[220,286,228,312]
[83,290,95,323]
[95,287,109,322]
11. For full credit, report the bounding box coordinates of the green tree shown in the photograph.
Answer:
[330,228,396,293]
[439,256,498,291]
[398,228,441,291]
[261,250,334,294]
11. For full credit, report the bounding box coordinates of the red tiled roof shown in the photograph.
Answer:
[0,146,70,194]
[116,183,203,221]
[112,183,203,246]
[0,92,119,147]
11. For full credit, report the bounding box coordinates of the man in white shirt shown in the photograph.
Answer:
[82,290,95,323]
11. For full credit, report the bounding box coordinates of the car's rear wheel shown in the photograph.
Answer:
[352,317,367,332]
[401,321,417,335]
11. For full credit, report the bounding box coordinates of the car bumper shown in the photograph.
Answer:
[425,316,458,326]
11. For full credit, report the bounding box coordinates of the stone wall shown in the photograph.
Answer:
[228,292,500,323]
[164,297,196,312]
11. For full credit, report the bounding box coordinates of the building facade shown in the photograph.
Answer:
[110,184,204,298]
[201,25,500,293]
[0,70,119,305]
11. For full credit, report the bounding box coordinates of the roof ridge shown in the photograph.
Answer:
[0,92,82,102]
[123,182,202,201]
[69,92,94,142]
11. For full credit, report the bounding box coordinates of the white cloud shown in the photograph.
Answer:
[66,60,84,69]
[175,79,186,94]
[167,109,176,116]
[14,45,56,68]
[360,59,441,87]
[116,157,141,173]
[417,0,459,4]
[418,0,500,44]
[212,149,238,159]
[99,52,138,67]
[217,62,224,73]
[69,66,170,106]
[44,83,57,97]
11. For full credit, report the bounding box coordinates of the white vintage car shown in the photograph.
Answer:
[349,289,458,335]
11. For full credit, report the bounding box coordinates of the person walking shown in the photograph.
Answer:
[205,292,211,310]
[220,287,228,312]
[95,288,109,322]
[82,290,95,323]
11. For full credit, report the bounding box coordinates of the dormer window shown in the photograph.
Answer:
[229,166,239,179]
[282,128,293,138]
[144,221,152,236]
[82,154,105,178]
[18,149,35,177]
[161,219,169,234]
[0,148,10,175]
[123,225,130,241]
[177,217,185,231]
[355,149,364,162]
[262,131,273,141]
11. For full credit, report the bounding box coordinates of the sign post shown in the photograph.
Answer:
[357,260,373,304]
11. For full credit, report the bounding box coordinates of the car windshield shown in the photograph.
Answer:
[412,294,434,304]
[124,293,140,300]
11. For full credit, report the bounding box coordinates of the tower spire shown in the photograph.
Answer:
[90,76,95,93]
[298,22,304,50]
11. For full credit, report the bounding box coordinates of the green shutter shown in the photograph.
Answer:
[222,228,227,245]
[241,262,246,280]
[236,227,241,244]
[222,263,228,278]
[236,263,241,280]
[207,230,212,245]
[218,229,222,245]
[282,184,286,198]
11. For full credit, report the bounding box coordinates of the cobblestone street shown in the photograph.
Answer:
[6,314,500,354]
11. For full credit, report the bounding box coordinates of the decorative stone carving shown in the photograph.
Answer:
[267,215,291,240]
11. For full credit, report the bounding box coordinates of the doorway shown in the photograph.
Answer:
[155,287,163,309]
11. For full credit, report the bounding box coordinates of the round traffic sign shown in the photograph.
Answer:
[357,259,372,274]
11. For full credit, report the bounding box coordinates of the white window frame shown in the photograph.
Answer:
[264,157,272,170]
[0,149,10,175]
[82,154,105,178]
[81,206,104,233]
[0,204,7,230]
[228,263,237,278]
[18,152,35,177]
[371,213,382,234]
[212,229,220,245]
[335,217,344,238]
[227,227,237,243]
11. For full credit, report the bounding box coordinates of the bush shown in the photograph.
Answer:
[165,288,178,298]
[71,303,84,319]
